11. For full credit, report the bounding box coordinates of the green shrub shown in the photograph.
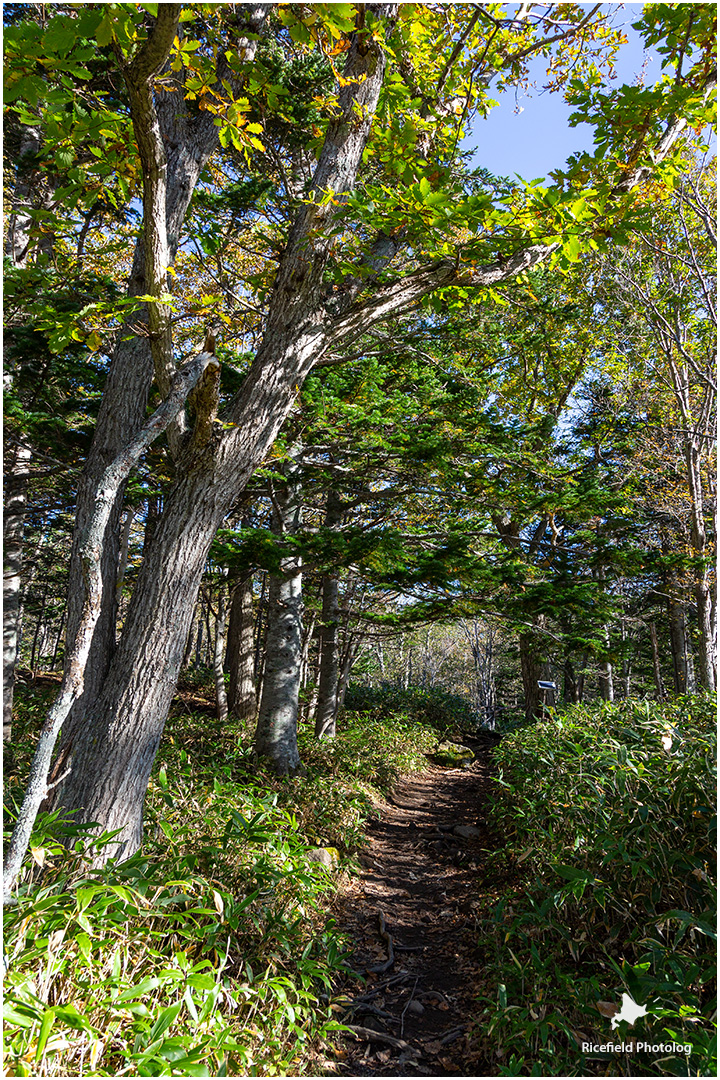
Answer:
[3,798,347,1077]
[478,696,716,1077]
[4,685,437,1077]
[344,683,477,734]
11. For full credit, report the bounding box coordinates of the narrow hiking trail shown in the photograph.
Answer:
[330,734,506,1077]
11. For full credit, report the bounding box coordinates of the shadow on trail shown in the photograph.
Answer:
[332,733,505,1077]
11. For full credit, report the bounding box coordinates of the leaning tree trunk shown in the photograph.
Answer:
[226,574,256,720]
[4,351,218,893]
[51,462,231,860]
[254,456,304,775]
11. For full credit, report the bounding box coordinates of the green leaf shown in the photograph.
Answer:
[117,977,161,1002]
[96,15,114,47]
[35,1008,56,1062]
[664,910,717,939]
[554,863,593,881]
[76,932,92,963]
[149,1001,182,1043]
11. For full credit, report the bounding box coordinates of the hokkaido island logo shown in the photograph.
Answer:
[586,994,691,1057]
[596,993,649,1030]
[611,994,648,1030]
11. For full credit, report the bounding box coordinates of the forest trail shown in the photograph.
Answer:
[331,734,503,1076]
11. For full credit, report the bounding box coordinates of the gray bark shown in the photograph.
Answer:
[61,4,271,741]
[3,442,32,743]
[315,572,340,737]
[4,348,218,897]
[314,491,343,738]
[598,628,615,702]
[5,125,42,267]
[337,639,361,713]
[115,507,136,605]
[213,584,229,723]
[649,621,665,701]
[668,591,693,696]
[226,575,256,720]
[254,454,304,774]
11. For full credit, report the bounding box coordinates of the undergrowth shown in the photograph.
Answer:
[3,683,435,1077]
[478,696,717,1077]
[343,683,478,735]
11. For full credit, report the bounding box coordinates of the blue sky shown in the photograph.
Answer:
[464,4,650,180]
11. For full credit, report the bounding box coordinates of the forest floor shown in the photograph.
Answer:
[328,732,507,1077]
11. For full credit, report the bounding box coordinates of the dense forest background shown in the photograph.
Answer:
[3,2,716,1077]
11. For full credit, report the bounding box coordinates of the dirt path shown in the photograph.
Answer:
[330,734,502,1077]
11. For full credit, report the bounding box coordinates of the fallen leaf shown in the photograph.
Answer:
[596,1000,619,1019]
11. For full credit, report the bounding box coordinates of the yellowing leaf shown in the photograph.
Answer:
[30,846,46,867]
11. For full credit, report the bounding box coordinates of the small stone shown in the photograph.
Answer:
[306,846,340,869]
[453,824,481,839]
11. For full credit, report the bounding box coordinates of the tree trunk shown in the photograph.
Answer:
[213,584,229,723]
[51,462,229,860]
[193,614,204,670]
[668,593,691,695]
[5,353,216,892]
[519,620,545,721]
[649,621,665,701]
[5,125,42,267]
[226,574,256,720]
[254,455,303,774]
[29,586,48,676]
[337,639,361,713]
[60,4,271,742]
[51,607,66,671]
[619,622,632,699]
[314,490,343,738]
[315,571,340,737]
[3,442,31,743]
[115,507,136,606]
[563,655,579,704]
[598,627,615,702]
[4,122,53,744]
[694,574,716,692]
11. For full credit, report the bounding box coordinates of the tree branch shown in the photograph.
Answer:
[124,5,183,454]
